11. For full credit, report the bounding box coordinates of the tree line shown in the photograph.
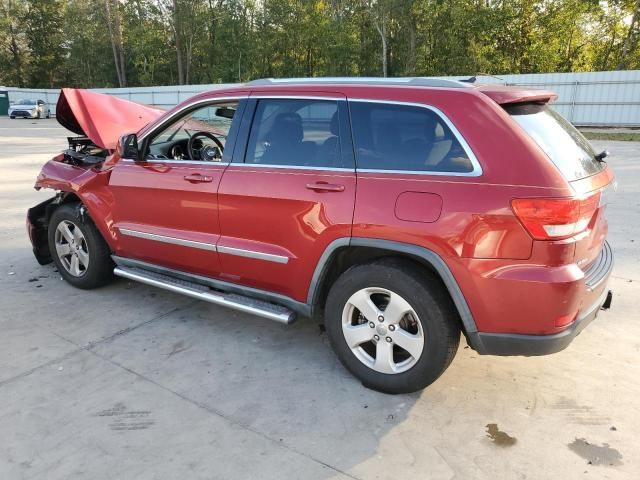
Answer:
[1,0,639,89]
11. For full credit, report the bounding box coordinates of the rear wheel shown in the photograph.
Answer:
[48,203,114,289]
[324,259,460,394]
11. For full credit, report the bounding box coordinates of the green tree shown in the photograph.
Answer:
[24,0,65,87]
[0,0,29,86]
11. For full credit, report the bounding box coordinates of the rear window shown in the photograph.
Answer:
[349,101,475,174]
[507,104,604,180]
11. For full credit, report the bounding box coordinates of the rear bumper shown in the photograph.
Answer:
[468,241,614,356]
[472,287,612,355]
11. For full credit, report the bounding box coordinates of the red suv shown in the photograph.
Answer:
[27,78,614,393]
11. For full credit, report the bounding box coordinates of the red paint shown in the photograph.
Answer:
[108,160,227,277]
[394,192,443,223]
[216,164,356,300]
[31,83,614,339]
[475,84,558,105]
[56,88,164,149]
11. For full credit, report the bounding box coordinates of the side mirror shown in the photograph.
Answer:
[117,133,141,160]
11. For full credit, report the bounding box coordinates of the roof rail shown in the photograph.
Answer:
[247,77,472,88]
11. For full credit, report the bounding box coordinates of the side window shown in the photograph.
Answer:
[349,102,474,173]
[245,99,342,168]
[146,101,238,162]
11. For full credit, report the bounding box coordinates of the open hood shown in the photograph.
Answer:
[56,88,164,150]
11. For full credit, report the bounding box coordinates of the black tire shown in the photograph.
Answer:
[10,116,14,119]
[48,203,114,289]
[324,258,460,394]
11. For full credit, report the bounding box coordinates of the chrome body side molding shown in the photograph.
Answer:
[119,228,217,252]
[118,228,289,264]
[217,245,289,264]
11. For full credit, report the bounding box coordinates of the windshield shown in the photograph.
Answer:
[506,104,605,181]
[15,99,37,105]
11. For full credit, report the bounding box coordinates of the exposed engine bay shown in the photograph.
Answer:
[62,136,109,166]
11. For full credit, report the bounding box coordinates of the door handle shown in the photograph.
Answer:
[305,182,345,192]
[184,173,213,183]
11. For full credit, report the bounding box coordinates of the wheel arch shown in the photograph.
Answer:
[27,191,114,265]
[308,237,479,340]
[27,192,85,264]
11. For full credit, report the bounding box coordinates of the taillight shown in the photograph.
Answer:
[511,192,600,240]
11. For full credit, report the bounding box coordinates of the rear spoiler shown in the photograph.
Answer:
[475,85,558,105]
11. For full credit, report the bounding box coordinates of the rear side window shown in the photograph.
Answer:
[506,104,604,180]
[349,101,474,173]
[245,98,344,168]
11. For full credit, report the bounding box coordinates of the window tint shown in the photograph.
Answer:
[506,104,604,180]
[349,102,474,173]
[245,99,343,168]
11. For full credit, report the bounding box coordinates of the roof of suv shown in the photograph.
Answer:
[244,77,558,106]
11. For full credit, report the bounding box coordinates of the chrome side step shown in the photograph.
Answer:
[114,266,296,324]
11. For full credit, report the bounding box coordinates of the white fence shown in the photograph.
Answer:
[467,70,640,127]
[3,70,640,126]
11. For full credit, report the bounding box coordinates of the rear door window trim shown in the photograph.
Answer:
[347,98,483,177]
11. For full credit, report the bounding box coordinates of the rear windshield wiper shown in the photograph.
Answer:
[595,150,609,162]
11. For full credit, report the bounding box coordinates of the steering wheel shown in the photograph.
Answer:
[187,131,224,161]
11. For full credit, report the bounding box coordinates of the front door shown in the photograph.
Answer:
[109,98,244,278]
[217,94,356,302]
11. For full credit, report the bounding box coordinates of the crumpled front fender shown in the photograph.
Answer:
[35,156,101,192]
[31,158,117,254]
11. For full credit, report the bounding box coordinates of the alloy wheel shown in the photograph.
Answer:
[341,287,424,374]
[54,220,89,277]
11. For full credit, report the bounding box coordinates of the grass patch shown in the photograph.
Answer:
[580,131,640,142]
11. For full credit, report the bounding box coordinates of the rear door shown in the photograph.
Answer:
[109,97,245,278]
[216,93,356,302]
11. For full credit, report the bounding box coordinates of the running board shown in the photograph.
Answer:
[113,266,296,324]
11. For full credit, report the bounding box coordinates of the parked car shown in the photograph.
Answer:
[27,80,614,393]
[9,98,50,119]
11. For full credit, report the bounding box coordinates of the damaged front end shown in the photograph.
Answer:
[27,137,111,266]
[27,87,163,266]
[28,136,109,265]
[28,158,114,266]
[26,195,66,265]
[62,136,109,166]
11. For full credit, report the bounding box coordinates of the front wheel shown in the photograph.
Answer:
[324,259,460,394]
[48,203,114,289]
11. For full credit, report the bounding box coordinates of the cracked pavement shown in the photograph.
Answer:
[0,117,638,479]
